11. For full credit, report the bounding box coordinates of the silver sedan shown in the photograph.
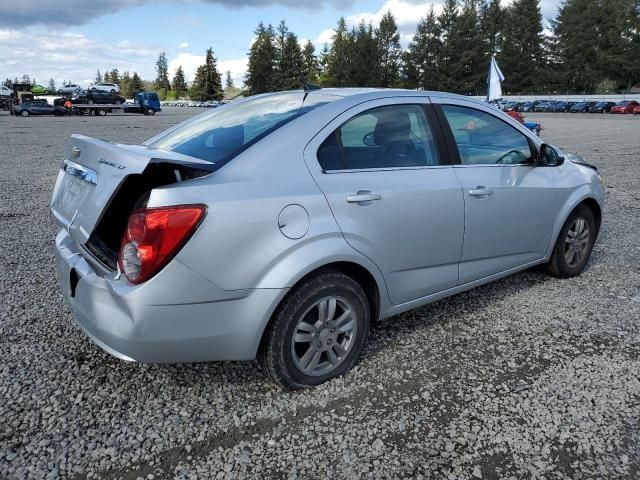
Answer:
[51,89,604,389]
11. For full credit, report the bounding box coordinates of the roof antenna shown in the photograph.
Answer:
[299,74,321,93]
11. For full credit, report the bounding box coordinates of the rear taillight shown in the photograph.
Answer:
[118,205,206,284]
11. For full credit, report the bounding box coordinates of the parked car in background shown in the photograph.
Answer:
[50,89,604,389]
[90,82,120,93]
[13,100,65,117]
[0,85,12,97]
[589,101,616,113]
[520,101,539,112]
[76,90,126,105]
[59,83,83,95]
[30,84,48,95]
[551,101,572,112]
[534,101,556,112]
[610,100,639,114]
[634,105,640,115]
[569,101,597,113]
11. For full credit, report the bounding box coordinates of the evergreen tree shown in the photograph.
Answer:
[245,22,277,95]
[130,73,144,95]
[190,47,223,101]
[225,70,233,89]
[120,71,130,97]
[95,69,102,83]
[499,0,544,93]
[438,0,463,91]
[103,70,111,83]
[325,17,353,87]
[376,11,402,87]
[350,21,380,87]
[455,0,485,94]
[405,6,443,90]
[275,30,304,90]
[155,52,171,90]
[110,68,121,85]
[47,78,56,92]
[318,43,331,84]
[302,40,320,83]
[480,0,504,57]
[172,65,187,95]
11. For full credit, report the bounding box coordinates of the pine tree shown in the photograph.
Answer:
[325,17,353,87]
[245,22,277,95]
[275,31,304,90]
[155,52,171,90]
[438,0,463,91]
[455,0,485,94]
[377,11,402,87]
[104,70,111,83]
[225,70,233,89]
[110,68,121,85]
[302,41,319,83]
[190,47,223,101]
[172,66,187,96]
[499,0,544,93]
[405,6,443,90]
[480,0,504,57]
[130,73,144,95]
[120,72,131,97]
[47,78,56,93]
[95,69,102,83]
[350,21,380,87]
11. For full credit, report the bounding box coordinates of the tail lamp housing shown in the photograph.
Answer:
[118,204,206,284]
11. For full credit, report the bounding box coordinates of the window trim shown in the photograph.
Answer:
[317,102,447,173]
[434,103,537,167]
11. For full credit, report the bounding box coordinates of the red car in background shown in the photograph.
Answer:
[610,100,639,114]
[634,104,640,115]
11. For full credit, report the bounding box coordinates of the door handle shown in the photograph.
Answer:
[469,187,493,197]
[346,191,381,204]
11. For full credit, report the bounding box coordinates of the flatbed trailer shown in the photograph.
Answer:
[70,103,158,116]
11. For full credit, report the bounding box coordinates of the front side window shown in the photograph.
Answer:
[317,104,439,171]
[146,92,339,166]
[441,105,533,166]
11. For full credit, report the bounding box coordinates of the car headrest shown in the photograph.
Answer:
[373,109,412,146]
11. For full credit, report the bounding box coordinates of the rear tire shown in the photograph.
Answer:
[21,110,29,117]
[546,205,597,278]
[259,271,370,390]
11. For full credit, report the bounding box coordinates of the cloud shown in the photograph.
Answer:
[179,42,189,49]
[0,0,358,27]
[0,29,159,87]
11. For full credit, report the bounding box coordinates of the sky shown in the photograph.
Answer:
[0,0,561,89]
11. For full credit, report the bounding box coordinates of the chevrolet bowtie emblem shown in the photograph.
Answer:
[71,146,81,159]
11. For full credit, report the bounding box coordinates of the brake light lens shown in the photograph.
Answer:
[118,205,206,284]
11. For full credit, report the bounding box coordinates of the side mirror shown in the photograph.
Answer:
[539,144,564,166]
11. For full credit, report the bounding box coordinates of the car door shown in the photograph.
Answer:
[431,98,561,284]
[304,98,464,305]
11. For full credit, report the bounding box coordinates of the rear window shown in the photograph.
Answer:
[146,92,339,165]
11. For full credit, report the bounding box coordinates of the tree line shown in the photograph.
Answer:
[245,0,640,95]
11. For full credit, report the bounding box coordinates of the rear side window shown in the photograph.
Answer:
[317,104,439,171]
[146,92,339,166]
[441,105,533,166]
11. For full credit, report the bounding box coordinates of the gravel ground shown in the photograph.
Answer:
[1,109,639,480]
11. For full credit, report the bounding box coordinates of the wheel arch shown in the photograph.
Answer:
[545,191,603,260]
[255,259,384,360]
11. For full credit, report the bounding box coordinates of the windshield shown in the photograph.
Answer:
[146,92,339,165]
[617,101,630,106]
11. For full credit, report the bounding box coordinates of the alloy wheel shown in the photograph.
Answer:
[564,217,590,268]
[291,296,357,377]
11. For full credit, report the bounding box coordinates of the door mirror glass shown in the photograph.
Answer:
[362,131,375,146]
[540,144,564,166]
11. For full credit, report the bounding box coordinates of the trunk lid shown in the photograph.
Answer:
[51,134,213,264]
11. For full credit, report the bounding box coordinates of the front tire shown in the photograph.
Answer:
[21,110,29,117]
[546,205,597,278]
[259,271,370,390]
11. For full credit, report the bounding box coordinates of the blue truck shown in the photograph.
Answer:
[123,92,162,115]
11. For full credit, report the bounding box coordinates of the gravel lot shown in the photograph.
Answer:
[1,109,639,480]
